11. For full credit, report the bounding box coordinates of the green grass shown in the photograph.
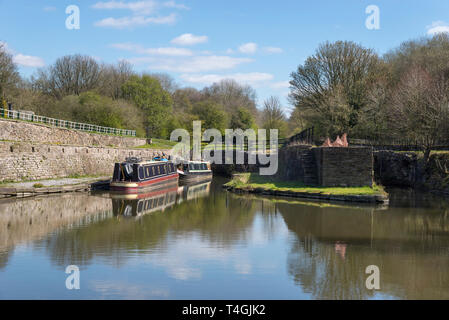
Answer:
[33,183,44,188]
[225,173,386,196]
[137,138,178,149]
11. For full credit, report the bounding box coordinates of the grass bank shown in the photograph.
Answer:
[136,138,178,149]
[224,173,388,203]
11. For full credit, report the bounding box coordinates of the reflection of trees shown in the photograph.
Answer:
[279,200,449,299]
[41,180,258,268]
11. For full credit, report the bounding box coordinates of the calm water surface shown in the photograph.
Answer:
[1,177,449,299]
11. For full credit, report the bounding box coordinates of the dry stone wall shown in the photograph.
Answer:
[0,119,146,148]
[0,141,171,182]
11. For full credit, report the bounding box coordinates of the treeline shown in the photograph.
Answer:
[289,33,449,159]
[0,46,289,139]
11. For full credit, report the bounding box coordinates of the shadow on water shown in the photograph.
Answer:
[1,179,449,299]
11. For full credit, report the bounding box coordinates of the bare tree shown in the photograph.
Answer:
[0,43,20,100]
[148,73,178,94]
[100,60,134,99]
[391,66,449,161]
[33,54,102,98]
[203,79,258,120]
[262,96,288,137]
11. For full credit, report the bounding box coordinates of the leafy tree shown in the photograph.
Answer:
[289,41,380,135]
[230,107,256,130]
[192,100,228,134]
[121,75,173,138]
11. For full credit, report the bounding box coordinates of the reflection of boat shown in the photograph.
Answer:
[111,182,178,218]
[110,157,178,193]
[176,181,211,204]
[177,160,212,183]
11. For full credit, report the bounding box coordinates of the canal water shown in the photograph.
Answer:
[1,177,449,299]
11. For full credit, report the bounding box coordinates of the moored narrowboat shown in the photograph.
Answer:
[110,157,178,193]
[177,160,213,183]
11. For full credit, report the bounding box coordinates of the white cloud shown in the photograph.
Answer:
[93,1,186,28]
[92,0,158,15]
[95,13,176,28]
[264,46,283,54]
[163,1,189,10]
[181,72,273,85]
[1,42,44,68]
[13,54,45,68]
[111,42,193,56]
[148,55,253,73]
[238,42,258,54]
[43,6,57,12]
[271,81,290,89]
[171,33,208,46]
[427,21,449,35]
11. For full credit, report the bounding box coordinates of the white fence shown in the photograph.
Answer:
[0,108,136,137]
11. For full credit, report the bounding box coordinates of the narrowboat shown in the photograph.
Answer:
[177,160,213,183]
[110,157,178,193]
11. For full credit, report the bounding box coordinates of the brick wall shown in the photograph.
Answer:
[0,119,146,148]
[0,141,171,182]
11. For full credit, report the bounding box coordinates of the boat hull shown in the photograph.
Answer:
[110,173,179,193]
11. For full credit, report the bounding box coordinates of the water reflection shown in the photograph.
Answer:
[1,180,449,299]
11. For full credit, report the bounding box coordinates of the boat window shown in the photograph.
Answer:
[161,165,166,174]
[194,164,201,170]
[189,164,195,170]
[155,166,160,175]
[139,167,144,179]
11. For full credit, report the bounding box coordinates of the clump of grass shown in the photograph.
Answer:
[136,138,178,149]
[33,183,44,188]
[225,173,386,196]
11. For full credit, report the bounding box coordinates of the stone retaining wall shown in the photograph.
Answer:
[314,147,373,187]
[0,119,146,148]
[0,141,171,182]
[278,146,374,187]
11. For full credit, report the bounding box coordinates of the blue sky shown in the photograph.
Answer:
[1,0,448,113]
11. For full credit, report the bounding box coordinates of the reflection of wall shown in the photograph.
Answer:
[279,201,449,299]
[0,194,112,252]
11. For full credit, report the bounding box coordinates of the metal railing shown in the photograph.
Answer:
[286,126,314,146]
[0,108,136,137]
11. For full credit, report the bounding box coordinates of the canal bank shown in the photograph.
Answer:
[0,176,111,198]
[224,173,388,203]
